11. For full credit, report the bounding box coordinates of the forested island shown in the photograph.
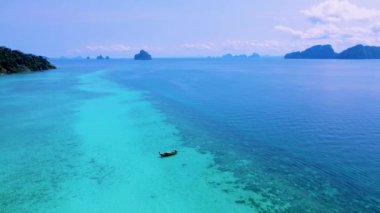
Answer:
[285,44,380,59]
[0,47,56,74]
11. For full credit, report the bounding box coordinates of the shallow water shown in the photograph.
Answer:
[1,59,379,212]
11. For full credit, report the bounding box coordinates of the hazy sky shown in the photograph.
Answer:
[1,0,380,57]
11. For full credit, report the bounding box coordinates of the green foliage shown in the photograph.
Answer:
[0,47,56,74]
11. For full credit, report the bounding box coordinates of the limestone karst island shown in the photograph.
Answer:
[134,50,152,60]
[285,44,380,59]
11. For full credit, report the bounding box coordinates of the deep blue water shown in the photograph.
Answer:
[103,58,380,212]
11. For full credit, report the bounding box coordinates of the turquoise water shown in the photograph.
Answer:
[1,59,380,212]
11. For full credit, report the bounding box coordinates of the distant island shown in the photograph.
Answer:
[96,55,110,60]
[222,53,260,59]
[134,50,152,60]
[339,45,380,59]
[285,44,380,59]
[0,46,56,75]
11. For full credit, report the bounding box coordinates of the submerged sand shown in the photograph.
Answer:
[50,71,253,212]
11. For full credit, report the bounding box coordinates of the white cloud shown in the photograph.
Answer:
[302,0,380,23]
[222,40,284,53]
[275,25,336,39]
[181,42,215,50]
[276,0,380,50]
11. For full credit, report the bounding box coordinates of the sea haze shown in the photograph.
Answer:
[0,58,379,212]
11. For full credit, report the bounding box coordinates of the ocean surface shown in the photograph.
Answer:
[0,58,379,212]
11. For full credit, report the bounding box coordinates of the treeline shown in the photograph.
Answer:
[0,47,56,74]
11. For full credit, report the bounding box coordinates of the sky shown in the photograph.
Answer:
[1,0,380,57]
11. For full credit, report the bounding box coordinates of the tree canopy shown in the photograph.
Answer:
[0,47,56,74]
